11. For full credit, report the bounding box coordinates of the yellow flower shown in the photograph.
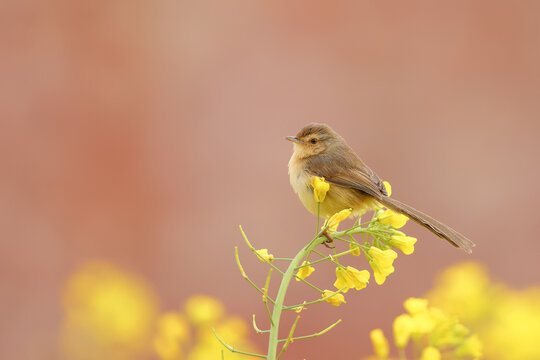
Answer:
[322,290,346,306]
[377,209,409,228]
[185,295,225,326]
[404,298,429,315]
[370,329,389,359]
[295,261,315,281]
[350,242,361,256]
[192,315,259,360]
[153,336,182,360]
[60,262,158,360]
[389,235,417,255]
[426,262,491,324]
[383,181,392,196]
[334,266,370,292]
[455,334,482,359]
[310,176,330,203]
[254,248,274,262]
[326,208,352,232]
[420,346,441,360]
[368,247,398,285]
[393,314,414,348]
[156,313,190,343]
[401,298,438,336]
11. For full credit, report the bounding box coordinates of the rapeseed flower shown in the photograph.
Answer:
[326,208,352,232]
[389,235,417,255]
[383,181,392,196]
[420,346,441,360]
[377,209,409,229]
[322,290,346,306]
[254,249,274,262]
[310,176,330,203]
[60,262,158,360]
[368,247,398,285]
[185,295,225,326]
[296,261,315,281]
[370,329,389,358]
[333,266,370,292]
[393,314,414,348]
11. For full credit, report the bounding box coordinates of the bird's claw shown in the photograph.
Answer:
[322,230,335,249]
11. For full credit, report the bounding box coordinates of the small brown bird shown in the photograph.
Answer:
[286,123,475,253]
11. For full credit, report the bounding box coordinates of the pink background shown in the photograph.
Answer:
[1,1,539,359]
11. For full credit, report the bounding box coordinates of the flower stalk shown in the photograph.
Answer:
[220,179,427,359]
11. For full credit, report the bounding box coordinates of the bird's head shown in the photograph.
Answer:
[286,123,341,158]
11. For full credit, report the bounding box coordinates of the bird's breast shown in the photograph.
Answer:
[288,155,318,215]
[288,154,379,218]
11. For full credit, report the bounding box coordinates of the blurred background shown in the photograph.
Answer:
[1,1,539,359]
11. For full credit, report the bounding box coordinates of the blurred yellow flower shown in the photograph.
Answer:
[377,209,409,229]
[326,208,352,232]
[426,262,492,324]
[455,334,482,359]
[322,290,346,306]
[60,262,158,360]
[155,300,258,360]
[333,266,370,293]
[420,346,441,360]
[393,314,414,348]
[368,247,398,285]
[370,329,389,359]
[389,235,417,255]
[254,248,274,262]
[153,313,190,359]
[296,261,315,281]
[404,297,428,315]
[185,295,225,326]
[153,336,182,360]
[366,296,483,360]
[156,313,190,342]
[189,315,258,360]
[311,176,330,203]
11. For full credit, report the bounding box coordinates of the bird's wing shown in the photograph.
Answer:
[304,153,387,199]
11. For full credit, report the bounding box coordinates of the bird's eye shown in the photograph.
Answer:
[310,138,318,144]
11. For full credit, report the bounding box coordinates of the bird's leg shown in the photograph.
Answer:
[322,230,335,249]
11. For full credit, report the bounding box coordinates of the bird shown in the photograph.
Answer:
[286,123,475,253]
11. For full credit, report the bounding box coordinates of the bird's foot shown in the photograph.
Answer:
[322,230,335,249]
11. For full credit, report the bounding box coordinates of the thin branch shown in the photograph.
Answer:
[277,319,342,343]
[239,226,286,276]
[212,328,267,359]
[277,315,300,360]
[235,247,275,305]
[252,314,270,334]
[296,247,358,268]
[283,288,346,310]
[293,274,323,293]
[263,268,275,326]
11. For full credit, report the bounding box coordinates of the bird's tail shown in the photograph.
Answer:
[378,196,475,254]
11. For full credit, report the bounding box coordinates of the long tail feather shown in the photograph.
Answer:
[379,197,475,254]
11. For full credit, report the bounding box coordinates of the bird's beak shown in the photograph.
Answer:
[285,136,300,143]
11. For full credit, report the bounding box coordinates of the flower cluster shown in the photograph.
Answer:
[60,262,258,360]
[427,262,540,360]
[60,262,159,360]
[154,295,259,360]
[366,297,483,360]
[301,177,419,305]
[229,177,430,359]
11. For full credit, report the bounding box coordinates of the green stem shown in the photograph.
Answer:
[266,235,325,360]
[316,202,320,235]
